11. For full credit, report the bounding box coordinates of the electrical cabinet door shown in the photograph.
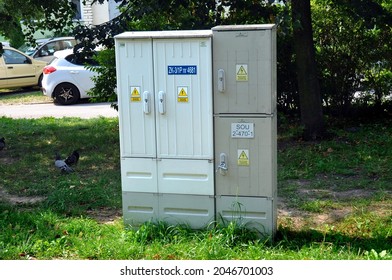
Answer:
[153,36,214,195]
[117,39,156,159]
[154,38,213,160]
[214,115,277,198]
[117,35,213,160]
[212,25,276,115]
[216,195,276,236]
[116,32,214,196]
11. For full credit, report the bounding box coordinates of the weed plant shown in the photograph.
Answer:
[0,115,391,260]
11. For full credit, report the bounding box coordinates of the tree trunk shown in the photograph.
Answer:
[291,0,325,140]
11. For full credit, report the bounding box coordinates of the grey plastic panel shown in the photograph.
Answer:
[212,24,276,32]
[121,158,214,195]
[158,159,214,195]
[122,192,159,226]
[216,195,276,236]
[160,194,215,229]
[122,192,214,229]
[214,115,277,197]
[212,25,276,115]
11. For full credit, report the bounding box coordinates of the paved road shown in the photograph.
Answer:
[0,102,118,119]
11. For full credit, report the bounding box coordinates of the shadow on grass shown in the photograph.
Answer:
[1,198,391,259]
[276,226,392,258]
[0,117,121,217]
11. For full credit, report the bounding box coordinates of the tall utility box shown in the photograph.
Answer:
[212,25,277,236]
[115,30,215,229]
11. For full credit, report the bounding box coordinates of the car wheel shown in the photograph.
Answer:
[53,83,80,105]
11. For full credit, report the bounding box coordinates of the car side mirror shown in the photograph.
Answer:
[24,57,32,64]
[41,49,49,57]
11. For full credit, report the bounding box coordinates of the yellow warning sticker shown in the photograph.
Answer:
[177,87,189,102]
[236,64,248,81]
[130,86,141,102]
[237,149,250,166]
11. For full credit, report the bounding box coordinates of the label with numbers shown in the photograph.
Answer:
[168,65,197,75]
[231,123,254,138]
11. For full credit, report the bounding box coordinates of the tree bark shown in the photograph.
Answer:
[291,0,325,140]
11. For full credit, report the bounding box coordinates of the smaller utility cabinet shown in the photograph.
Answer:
[212,25,277,235]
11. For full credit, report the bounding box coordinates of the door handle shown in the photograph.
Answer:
[7,66,13,69]
[218,69,225,93]
[69,70,79,74]
[216,153,228,175]
[143,91,151,114]
[158,91,165,114]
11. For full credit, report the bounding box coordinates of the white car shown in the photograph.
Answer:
[41,49,96,105]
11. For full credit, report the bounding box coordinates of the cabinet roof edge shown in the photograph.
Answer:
[115,30,213,39]
[212,24,276,31]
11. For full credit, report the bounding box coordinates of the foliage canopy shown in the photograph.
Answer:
[0,0,390,117]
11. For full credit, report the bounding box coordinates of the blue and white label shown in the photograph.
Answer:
[168,65,197,75]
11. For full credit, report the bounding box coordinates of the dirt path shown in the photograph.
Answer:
[0,186,46,205]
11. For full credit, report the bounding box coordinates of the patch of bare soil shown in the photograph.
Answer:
[296,187,376,200]
[0,186,122,224]
[278,177,392,230]
[0,155,18,165]
[0,187,46,205]
[277,198,354,230]
[1,153,45,205]
[86,208,122,224]
[0,187,122,224]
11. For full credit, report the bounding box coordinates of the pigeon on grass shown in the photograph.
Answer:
[0,137,5,151]
[65,150,79,166]
[55,152,74,173]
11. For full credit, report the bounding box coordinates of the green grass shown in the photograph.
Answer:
[0,90,51,105]
[0,108,391,259]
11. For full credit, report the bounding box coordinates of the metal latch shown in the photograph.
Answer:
[216,153,228,175]
[158,91,165,114]
[218,69,225,93]
[143,91,150,114]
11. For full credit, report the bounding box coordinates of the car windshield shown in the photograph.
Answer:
[19,45,37,56]
[18,39,47,56]
[65,53,99,66]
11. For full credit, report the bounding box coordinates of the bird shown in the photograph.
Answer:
[0,137,5,151]
[64,150,79,166]
[55,152,74,173]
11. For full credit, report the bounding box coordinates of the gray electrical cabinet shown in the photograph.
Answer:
[212,24,277,236]
[115,24,277,237]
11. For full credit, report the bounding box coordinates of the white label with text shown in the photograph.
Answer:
[231,123,254,138]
